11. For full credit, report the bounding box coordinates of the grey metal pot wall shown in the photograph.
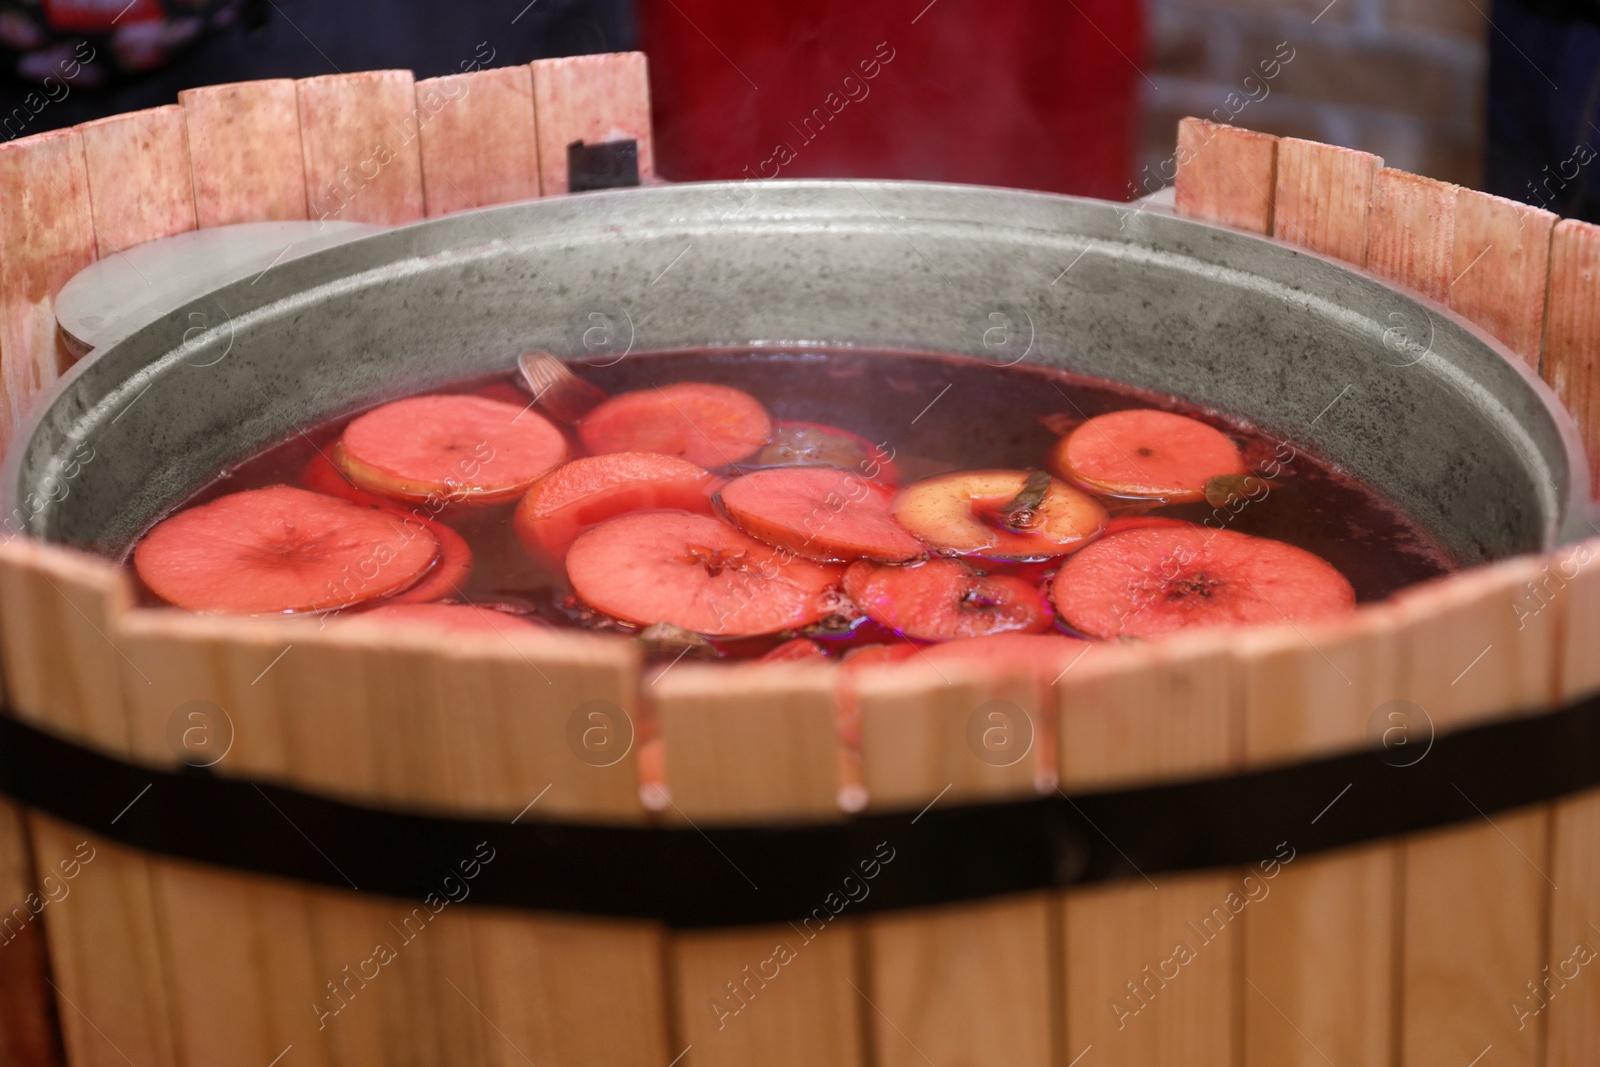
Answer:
[6,180,1591,562]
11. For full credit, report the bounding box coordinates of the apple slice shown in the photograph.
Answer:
[1051,409,1244,503]
[134,485,439,615]
[719,466,925,563]
[514,452,720,562]
[577,382,771,469]
[1051,526,1355,639]
[892,469,1106,559]
[565,510,844,637]
[842,558,1053,642]
[337,394,568,506]
[386,517,473,604]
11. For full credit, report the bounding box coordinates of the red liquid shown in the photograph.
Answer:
[143,349,1455,656]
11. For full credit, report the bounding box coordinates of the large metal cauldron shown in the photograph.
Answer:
[5,180,1591,562]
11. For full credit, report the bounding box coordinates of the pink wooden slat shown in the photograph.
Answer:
[416,65,541,216]
[1449,188,1556,369]
[1365,167,1456,303]
[297,70,426,226]
[77,105,196,258]
[179,79,307,228]
[530,51,654,196]
[1172,117,1277,235]
[1272,137,1382,265]
[0,128,95,450]
[1543,218,1600,494]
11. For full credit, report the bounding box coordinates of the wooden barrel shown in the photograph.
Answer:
[0,67,1596,1067]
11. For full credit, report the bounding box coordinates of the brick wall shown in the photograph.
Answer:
[1141,0,1487,197]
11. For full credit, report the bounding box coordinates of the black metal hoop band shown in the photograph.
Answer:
[1,693,1596,928]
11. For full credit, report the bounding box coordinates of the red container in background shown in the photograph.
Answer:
[638,0,1145,199]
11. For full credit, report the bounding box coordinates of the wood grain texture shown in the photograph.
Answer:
[297,70,426,226]
[1545,541,1600,1062]
[0,799,64,1067]
[77,105,196,258]
[1449,188,1556,368]
[0,128,95,442]
[1391,557,1561,733]
[1365,167,1457,302]
[1058,631,1238,790]
[866,895,1054,1067]
[1396,555,1558,1067]
[1236,610,1400,1067]
[656,663,840,822]
[530,52,654,196]
[855,662,1038,808]
[1556,537,1600,701]
[1402,812,1548,1067]
[663,661,861,1067]
[856,664,1055,1067]
[114,613,333,1067]
[471,911,673,1067]
[1243,843,1395,1067]
[1172,117,1277,234]
[1542,219,1600,494]
[1234,607,1401,766]
[1063,872,1238,1065]
[1271,137,1382,265]
[416,66,540,216]
[1546,788,1600,1064]
[671,923,864,1067]
[179,79,307,227]
[0,538,134,748]
[26,821,176,1067]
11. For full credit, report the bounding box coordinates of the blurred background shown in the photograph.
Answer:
[0,0,1592,218]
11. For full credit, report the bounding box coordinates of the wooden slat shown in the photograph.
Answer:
[1236,614,1401,1067]
[660,662,863,1067]
[867,895,1055,1067]
[1059,628,1238,1064]
[670,923,864,1067]
[77,105,197,258]
[26,821,176,1067]
[855,662,1038,808]
[1058,631,1238,791]
[179,79,308,227]
[855,662,1053,1067]
[115,614,333,1067]
[0,799,64,1067]
[1403,812,1548,1067]
[1557,537,1600,701]
[1271,137,1381,265]
[1234,608,1400,766]
[0,538,134,748]
[0,540,174,1067]
[1172,117,1278,235]
[0,129,96,443]
[1542,219,1600,495]
[1545,538,1600,1060]
[1449,188,1556,368]
[656,663,840,822]
[530,52,655,196]
[1395,557,1560,1067]
[1365,167,1457,302]
[1243,844,1395,1067]
[297,70,426,226]
[416,66,541,217]
[1390,557,1560,732]
[1063,871,1238,1065]
[1546,786,1600,1063]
